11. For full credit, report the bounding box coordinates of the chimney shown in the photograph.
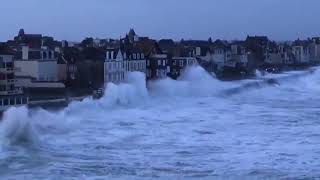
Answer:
[22,46,29,60]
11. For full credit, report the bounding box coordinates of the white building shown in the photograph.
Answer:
[104,48,126,84]
[292,45,310,64]
[310,38,320,63]
[104,48,146,85]
[0,47,28,111]
[15,46,64,88]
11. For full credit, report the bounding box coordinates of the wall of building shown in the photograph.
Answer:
[38,61,58,81]
[57,64,67,81]
[15,60,39,79]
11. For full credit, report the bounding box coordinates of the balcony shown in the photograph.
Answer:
[0,79,17,84]
[0,67,15,73]
[0,88,23,96]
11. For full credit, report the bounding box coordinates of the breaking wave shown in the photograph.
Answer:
[0,107,38,146]
[0,65,319,149]
[148,66,233,97]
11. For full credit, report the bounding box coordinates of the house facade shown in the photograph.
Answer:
[15,46,59,82]
[211,40,232,68]
[0,45,28,111]
[310,37,320,63]
[146,43,169,80]
[104,47,147,85]
[292,40,311,64]
[230,42,249,67]
[169,56,198,79]
[104,48,126,84]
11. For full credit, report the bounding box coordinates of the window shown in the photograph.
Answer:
[16,97,22,105]
[49,51,52,59]
[22,98,27,104]
[0,85,6,91]
[180,60,184,67]
[0,73,5,80]
[6,62,13,68]
[10,85,14,91]
[158,60,161,66]
[163,60,166,66]
[9,98,14,105]
[147,60,150,66]
[7,73,14,80]
[173,60,176,66]
[141,54,144,59]
[137,53,140,59]
[4,99,8,106]
[43,52,47,59]
[133,54,136,59]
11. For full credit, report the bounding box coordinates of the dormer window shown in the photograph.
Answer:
[137,53,140,59]
[49,51,52,59]
[106,51,110,60]
[110,51,114,59]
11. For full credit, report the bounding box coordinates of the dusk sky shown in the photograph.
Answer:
[0,0,319,41]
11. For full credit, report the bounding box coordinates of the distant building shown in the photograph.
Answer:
[169,56,198,79]
[211,40,232,68]
[127,29,139,43]
[292,40,311,64]
[0,45,28,111]
[15,46,60,83]
[310,37,320,64]
[12,30,64,88]
[146,43,169,80]
[104,46,146,84]
[230,42,249,67]
[104,48,126,84]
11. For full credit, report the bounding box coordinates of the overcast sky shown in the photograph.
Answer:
[0,0,319,41]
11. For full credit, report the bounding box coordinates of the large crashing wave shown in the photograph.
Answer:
[149,66,232,97]
[101,72,149,106]
[0,107,39,146]
[0,65,319,148]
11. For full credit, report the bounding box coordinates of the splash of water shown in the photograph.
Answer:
[149,66,232,97]
[0,65,319,149]
[0,107,39,146]
[255,69,264,78]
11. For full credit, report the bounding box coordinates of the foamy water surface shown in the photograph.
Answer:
[0,66,319,179]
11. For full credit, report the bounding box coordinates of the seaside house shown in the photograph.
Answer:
[230,41,249,67]
[146,43,169,80]
[11,29,64,89]
[292,40,311,65]
[0,44,28,111]
[211,40,232,69]
[125,47,146,74]
[104,46,147,85]
[310,37,320,64]
[169,48,198,79]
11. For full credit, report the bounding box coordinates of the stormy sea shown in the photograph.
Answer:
[0,66,319,179]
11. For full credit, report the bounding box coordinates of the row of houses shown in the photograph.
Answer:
[0,29,320,110]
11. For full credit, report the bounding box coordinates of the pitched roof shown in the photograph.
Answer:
[0,43,14,55]
[212,39,230,49]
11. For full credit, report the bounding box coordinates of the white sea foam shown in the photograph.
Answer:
[0,65,319,178]
[0,107,38,146]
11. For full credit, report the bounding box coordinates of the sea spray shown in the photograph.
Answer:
[99,71,149,107]
[0,66,318,149]
[255,69,264,78]
[149,66,234,97]
[0,107,39,146]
